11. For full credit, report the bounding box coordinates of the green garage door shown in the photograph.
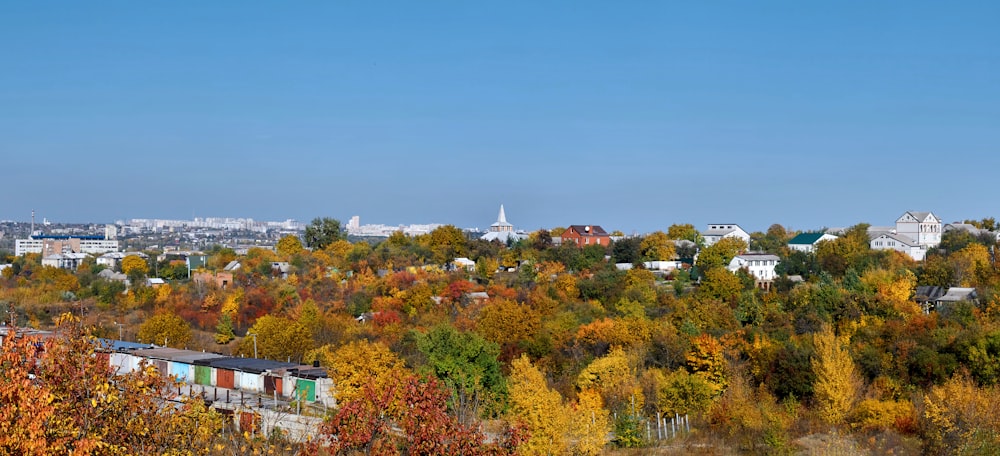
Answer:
[195,365,212,386]
[296,379,316,402]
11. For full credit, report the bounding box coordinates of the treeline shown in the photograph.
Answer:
[3,220,1000,454]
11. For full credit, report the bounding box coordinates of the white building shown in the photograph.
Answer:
[895,211,942,248]
[787,232,839,253]
[870,232,927,261]
[16,235,119,256]
[728,253,780,287]
[41,253,90,270]
[480,205,528,244]
[703,224,751,247]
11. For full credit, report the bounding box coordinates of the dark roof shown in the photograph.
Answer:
[566,225,609,237]
[200,357,299,374]
[97,339,156,352]
[914,286,947,302]
[788,232,829,245]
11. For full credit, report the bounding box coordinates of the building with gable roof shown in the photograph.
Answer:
[560,225,611,247]
[480,205,528,244]
[703,224,750,247]
[895,211,942,247]
[870,232,927,261]
[787,232,839,253]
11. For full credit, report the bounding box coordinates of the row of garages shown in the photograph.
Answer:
[99,341,335,407]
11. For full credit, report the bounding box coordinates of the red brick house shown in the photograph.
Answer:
[560,225,611,247]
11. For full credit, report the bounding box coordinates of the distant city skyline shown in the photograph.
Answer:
[3,2,998,233]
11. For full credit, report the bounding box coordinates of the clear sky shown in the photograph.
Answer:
[2,2,998,234]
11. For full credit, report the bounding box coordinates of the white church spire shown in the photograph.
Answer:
[497,204,507,225]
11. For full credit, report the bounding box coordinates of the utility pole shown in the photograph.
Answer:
[249,333,258,358]
[114,321,124,340]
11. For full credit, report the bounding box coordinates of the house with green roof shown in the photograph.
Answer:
[788,232,838,253]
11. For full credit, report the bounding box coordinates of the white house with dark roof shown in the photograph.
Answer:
[728,253,780,288]
[787,232,838,253]
[703,224,750,247]
[895,211,942,248]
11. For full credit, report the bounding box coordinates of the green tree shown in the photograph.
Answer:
[417,325,507,424]
[422,225,469,265]
[611,236,642,265]
[696,237,747,273]
[304,217,345,250]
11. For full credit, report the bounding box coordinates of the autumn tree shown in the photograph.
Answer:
[921,373,1000,453]
[568,389,612,455]
[311,371,522,456]
[696,237,747,273]
[667,223,700,243]
[508,354,568,455]
[137,311,193,348]
[687,333,728,395]
[577,346,643,414]
[121,254,149,278]
[306,339,407,404]
[640,231,676,261]
[0,329,59,453]
[811,325,861,425]
[664,367,717,417]
[276,234,305,257]
[239,315,313,362]
[950,243,992,288]
[475,298,541,349]
[815,223,871,277]
[1,315,226,454]
[304,217,345,250]
[421,225,469,266]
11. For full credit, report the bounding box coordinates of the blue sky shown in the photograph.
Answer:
[2,2,998,234]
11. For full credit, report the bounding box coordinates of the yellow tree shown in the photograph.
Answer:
[568,389,612,456]
[686,333,728,395]
[577,346,643,413]
[811,325,861,425]
[240,315,314,362]
[276,234,305,257]
[307,339,407,404]
[121,254,149,277]
[137,312,192,348]
[667,223,699,242]
[476,298,541,348]
[508,355,568,455]
[640,231,676,261]
[860,268,919,317]
[950,243,992,288]
[922,373,1000,453]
